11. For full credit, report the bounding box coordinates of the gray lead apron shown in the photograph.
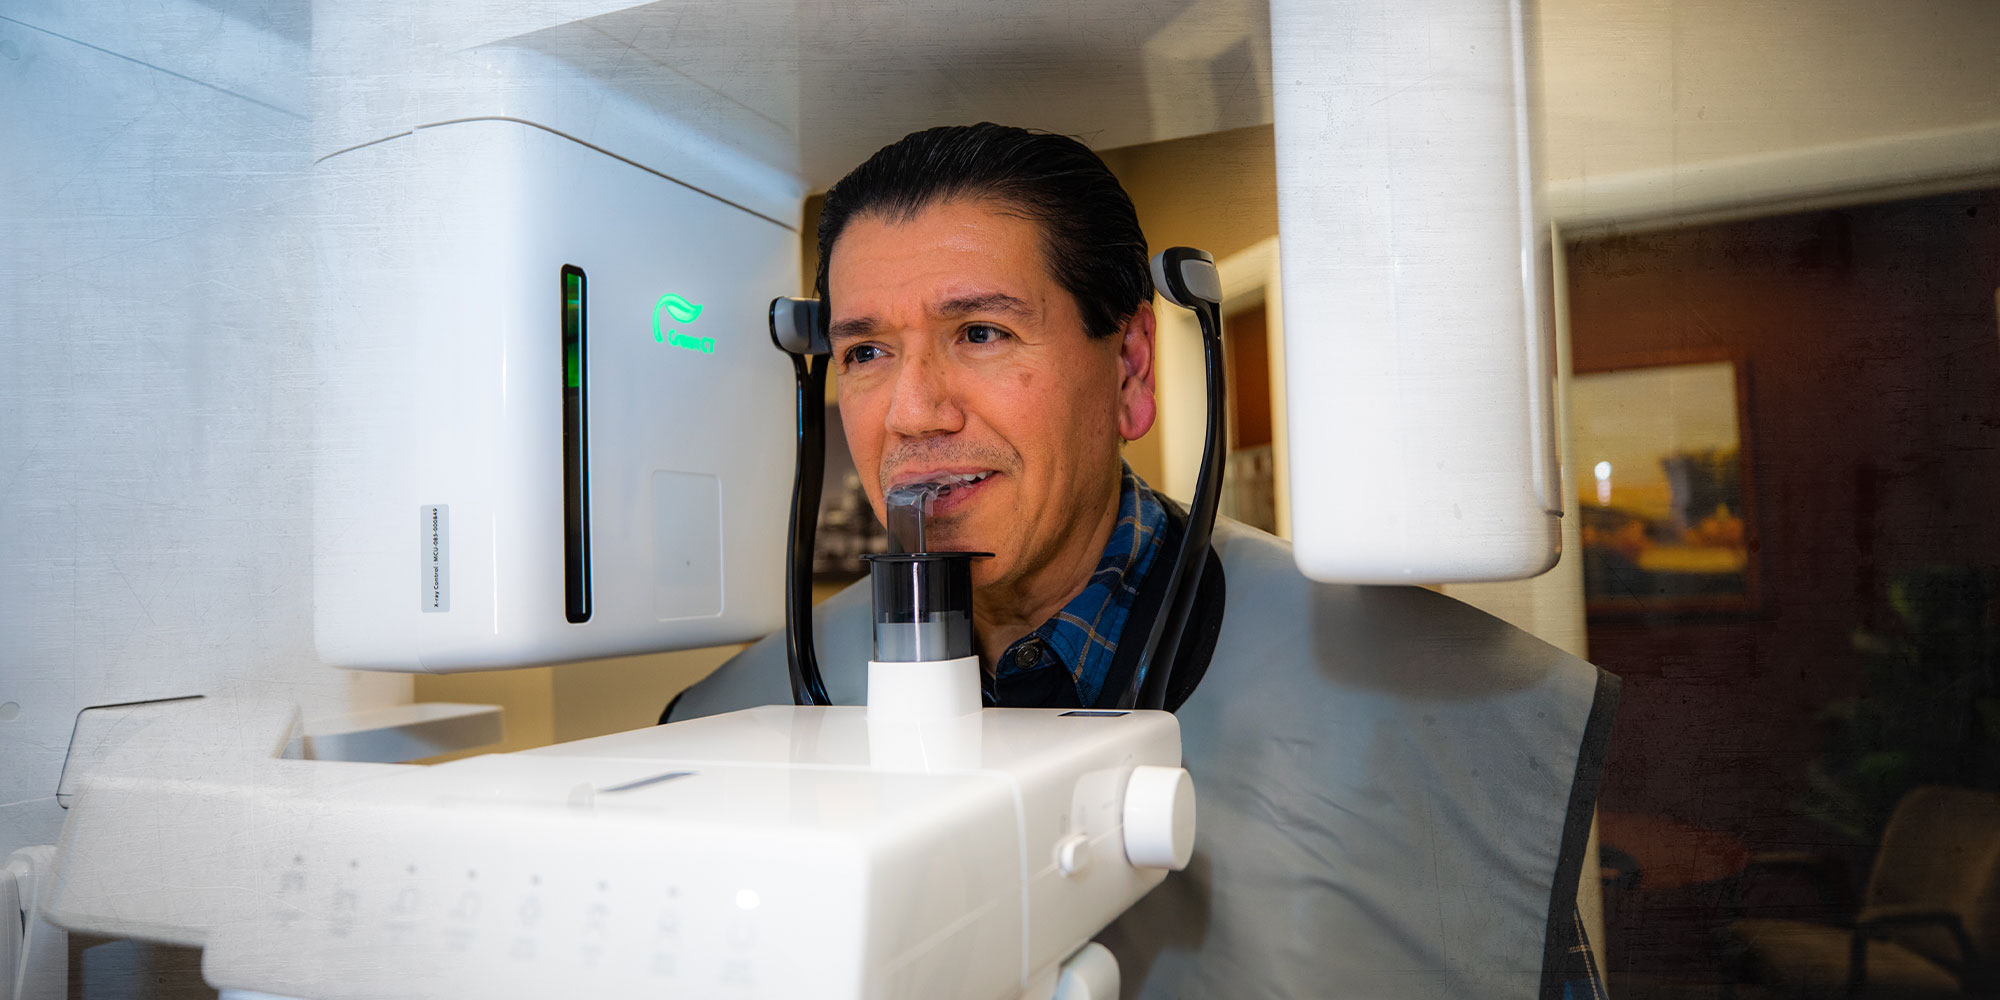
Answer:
[670,518,1617,1000]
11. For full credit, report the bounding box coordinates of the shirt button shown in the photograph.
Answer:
[1014,638,1045,665]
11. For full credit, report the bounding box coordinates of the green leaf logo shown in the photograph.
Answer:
[653,293,706,345]
[661,294,703,324]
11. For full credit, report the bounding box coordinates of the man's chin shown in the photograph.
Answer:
[914,518,1012,582]
[966,552,1014,591]
[918,523,995,556]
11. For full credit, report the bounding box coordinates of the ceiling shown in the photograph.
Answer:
[488,0,1273,188]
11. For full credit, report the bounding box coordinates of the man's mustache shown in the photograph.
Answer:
[876,441,1018,493]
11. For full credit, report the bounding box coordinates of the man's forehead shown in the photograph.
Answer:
[824,200,1066,337]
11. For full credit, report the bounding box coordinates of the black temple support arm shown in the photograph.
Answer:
[1126,248,1227,712]
[771,297,832,707]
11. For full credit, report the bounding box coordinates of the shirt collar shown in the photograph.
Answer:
[992,463,1168,707]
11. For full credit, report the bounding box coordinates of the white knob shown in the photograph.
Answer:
[1055,833,1092,877]
[1122,765,1195,870]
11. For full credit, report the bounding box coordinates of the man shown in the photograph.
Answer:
[669,124,1616,999]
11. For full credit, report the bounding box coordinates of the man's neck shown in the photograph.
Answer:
[970,478,1123,671]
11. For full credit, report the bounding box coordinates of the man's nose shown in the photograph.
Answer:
[883,351,964,439]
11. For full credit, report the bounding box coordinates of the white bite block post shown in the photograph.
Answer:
[867,655,983,721]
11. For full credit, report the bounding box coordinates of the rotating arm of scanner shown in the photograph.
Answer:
[772,297,833,706]
[1124,248,1227,712]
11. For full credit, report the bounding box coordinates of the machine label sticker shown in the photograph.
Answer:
[420,504,450,613]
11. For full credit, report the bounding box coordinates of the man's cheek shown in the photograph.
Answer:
[839,399,881,472]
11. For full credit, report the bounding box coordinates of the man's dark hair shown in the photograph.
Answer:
[815,123,1152,340]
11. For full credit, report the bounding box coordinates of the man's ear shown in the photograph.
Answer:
[1116,301,1158,442]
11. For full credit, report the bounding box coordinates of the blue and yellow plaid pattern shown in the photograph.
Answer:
[991,463,1167,708]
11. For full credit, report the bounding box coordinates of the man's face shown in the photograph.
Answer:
[827,198,1155,595]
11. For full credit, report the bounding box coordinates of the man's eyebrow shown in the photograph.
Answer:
[936,292,1035,321]
[827,293,1035,347]
[828,315,878,346]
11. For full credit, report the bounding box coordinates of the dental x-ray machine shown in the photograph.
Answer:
[28,0,1559,997]
[39,54,1222,1000]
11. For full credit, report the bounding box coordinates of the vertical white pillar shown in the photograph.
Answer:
[1272,0,1560,583]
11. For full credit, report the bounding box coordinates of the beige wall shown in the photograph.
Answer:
[800,194,824,297]
[413,667,556,759]
[1539,0,2000,183]
[1097,124,1279,267]
[1099,124,1280,491]
[1096,127,1280,494]
[413,644,748,759]
[1539,0,2000,227]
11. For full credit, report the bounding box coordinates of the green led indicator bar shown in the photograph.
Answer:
[563,272,585,388]
[653,293,714,354]
[560,265,591,623]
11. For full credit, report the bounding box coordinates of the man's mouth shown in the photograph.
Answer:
[890,470,998,514]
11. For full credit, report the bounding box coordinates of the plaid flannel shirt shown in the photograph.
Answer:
[987,463,1165,709]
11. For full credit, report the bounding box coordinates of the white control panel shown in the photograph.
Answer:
[49,703,1191,1000]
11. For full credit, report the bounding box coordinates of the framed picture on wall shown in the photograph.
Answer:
[1573,355,1760,616]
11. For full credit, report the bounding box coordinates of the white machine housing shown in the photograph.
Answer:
[1272,0,1562,584]
[312,118,797,671]
[48,697,1189,1000]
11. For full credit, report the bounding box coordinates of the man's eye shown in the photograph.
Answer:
[963,324,1008,345]
[843,344,885,366]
